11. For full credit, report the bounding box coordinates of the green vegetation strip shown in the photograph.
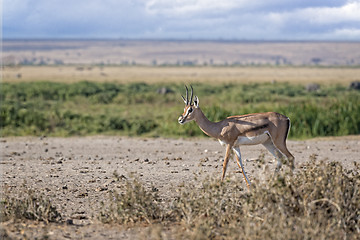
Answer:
[1,81,359,138]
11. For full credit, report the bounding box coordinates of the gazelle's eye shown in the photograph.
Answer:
[188,108,193,113]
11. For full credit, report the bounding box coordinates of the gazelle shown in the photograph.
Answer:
[178,86,295,188]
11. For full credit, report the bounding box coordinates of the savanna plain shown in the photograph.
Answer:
[1,40,360,239]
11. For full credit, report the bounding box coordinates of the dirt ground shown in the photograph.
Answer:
[1,136,359,239]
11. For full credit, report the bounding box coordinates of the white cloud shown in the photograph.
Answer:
[146,0,243,16]
[267,1,360,26]
[2,0,360,40]
[311,1,360,24]
[333,28,360,39]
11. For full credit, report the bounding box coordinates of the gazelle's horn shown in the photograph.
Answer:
[181,95,186,104]
[185,85,189,105]
[190,85,194,105]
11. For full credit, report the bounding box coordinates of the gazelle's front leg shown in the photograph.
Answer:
[233,147,251,188]
[221,144,232,181]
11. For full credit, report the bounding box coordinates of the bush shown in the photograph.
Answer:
[1,81,359,138]
[0,188,62,223]
[98,160,359,239]
[99,176,162,224]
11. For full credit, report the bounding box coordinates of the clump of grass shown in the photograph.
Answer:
[171,160,360,239]
[99,177,162,225]
[242,160,360,239]
[99,160,359,239]
[169,176,246,239]
[0,188,62,223]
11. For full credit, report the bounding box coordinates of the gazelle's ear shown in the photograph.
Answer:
[194,96,199,108]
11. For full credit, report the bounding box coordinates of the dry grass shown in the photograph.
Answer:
[99,159,360,239]
[3,65,360,85]
[0,186,62,224]
[99,173,162,225]
[1,149,358,239]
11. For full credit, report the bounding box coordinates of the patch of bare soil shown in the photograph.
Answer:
[1,136,359,239]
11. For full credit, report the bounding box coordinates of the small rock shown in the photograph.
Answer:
[76,192,88,198]
[95,187,108,192]
[66,219,74,225]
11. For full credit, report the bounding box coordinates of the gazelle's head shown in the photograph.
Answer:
[178,85,200,125]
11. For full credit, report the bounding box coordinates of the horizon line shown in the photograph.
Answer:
[3,38,360,43]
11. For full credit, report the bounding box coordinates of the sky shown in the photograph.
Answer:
[2,0,360,40]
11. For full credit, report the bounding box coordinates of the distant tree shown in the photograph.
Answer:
[54,59,64,65]
[311,58,322,65]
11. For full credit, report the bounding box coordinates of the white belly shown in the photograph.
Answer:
[235,131,270,146]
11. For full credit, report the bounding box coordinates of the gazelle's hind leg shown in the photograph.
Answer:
[271,137,295,170]
[262,138,286,171]
[232,147,250,188]
[272,119,295,170]
[273,142,295,170]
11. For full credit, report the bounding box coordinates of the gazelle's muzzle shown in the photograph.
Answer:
[178,115,186,124]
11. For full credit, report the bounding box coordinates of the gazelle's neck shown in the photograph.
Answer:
[195,108,220,139]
